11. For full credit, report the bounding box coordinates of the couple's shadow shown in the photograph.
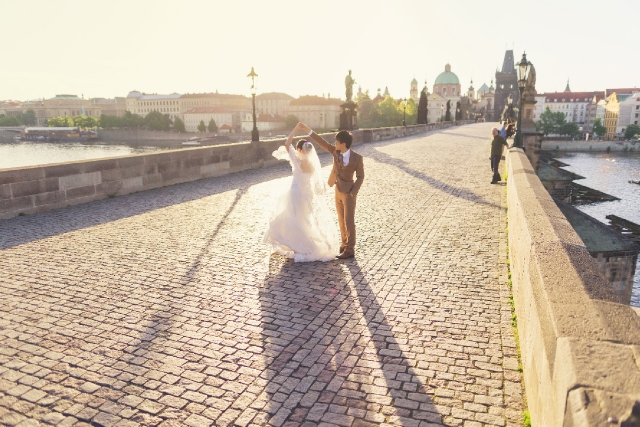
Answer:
[256,254,443,425]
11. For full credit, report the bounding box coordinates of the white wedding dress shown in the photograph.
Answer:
[263,143,339,262]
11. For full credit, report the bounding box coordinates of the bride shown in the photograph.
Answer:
[263,124,339,262]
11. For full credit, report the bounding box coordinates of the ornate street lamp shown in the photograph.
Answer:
[513,52,531,148]
[247,66,259,142]
[402,98,407,126]
[440,104,444,122]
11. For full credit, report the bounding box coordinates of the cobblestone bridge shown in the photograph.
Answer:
[0,123,524,427]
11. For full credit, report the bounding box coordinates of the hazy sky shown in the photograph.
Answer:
[3,0,638,101]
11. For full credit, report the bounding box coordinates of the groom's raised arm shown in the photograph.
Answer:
[298,122,335,154]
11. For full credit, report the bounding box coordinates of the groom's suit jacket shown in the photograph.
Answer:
[309,132,364,195]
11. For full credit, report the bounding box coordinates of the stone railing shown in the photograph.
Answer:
[0,121,473,220]
[506,148,640,427]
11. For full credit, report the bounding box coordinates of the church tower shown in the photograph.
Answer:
[468,79,475,100]
[494,50,519,121]
[565,79,571,92]
[410,78,419,102]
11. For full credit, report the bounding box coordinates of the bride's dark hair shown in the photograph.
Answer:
[296,139,312,152]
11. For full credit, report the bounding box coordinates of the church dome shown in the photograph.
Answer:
[434,64,460,85]
[411,78,418,84]
[127,90,142,98]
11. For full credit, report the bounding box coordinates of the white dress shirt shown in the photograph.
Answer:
[340,149,351,167]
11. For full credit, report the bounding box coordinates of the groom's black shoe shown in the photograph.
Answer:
[336,252,355,260]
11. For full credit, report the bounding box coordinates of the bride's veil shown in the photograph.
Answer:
[272,141,326,195]
[297,141,326,195]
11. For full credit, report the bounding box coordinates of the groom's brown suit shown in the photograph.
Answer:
[309,132,364,256]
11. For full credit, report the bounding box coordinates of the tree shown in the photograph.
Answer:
[207,118,218,133]
[73,115,99,128]
[46,116,74,127]
[536,107,567,135]
[0,115,23,126]
[18,110,37,126]
[100,114,121,129]
[445,100,451,122]
[173,117,186,133]
[624,124,640,140]
[560,121,580,139]
[285,114,299,129]
[593,118,606,138]
[197,120,206,133]
[144,111,170,131]
[405,98,417,125]
[356,92,378,128]
[375,96,403,127]
[417,90,428,124]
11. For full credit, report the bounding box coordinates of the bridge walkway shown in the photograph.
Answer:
[0,123,524,427]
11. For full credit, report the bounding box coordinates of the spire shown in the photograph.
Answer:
[501,50,515,74]
[383,86,389,97]
[565,79,571,92]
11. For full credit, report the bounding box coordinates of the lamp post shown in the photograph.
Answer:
[247,66,259,143]
[513,52,531,148]
[402,98,407,126]
[440,105,444,122]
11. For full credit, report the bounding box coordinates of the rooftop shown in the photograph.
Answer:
[542,91,605,102]
[434,64,460,86]
[256,92,294,100]
[181,93,248,99]
[289,95,342,106]
[184,107,232,114]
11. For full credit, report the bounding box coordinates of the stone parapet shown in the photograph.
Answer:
[0,122,472,220]
[506,148,640,427]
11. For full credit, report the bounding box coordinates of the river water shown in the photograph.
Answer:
[553,151,640,307]
[0,141,167,170]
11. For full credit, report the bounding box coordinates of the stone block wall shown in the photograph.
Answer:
[506,148,640,427]
[0,122,472,220]
[522,131,543,171]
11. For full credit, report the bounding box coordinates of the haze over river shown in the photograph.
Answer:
[554,151,640,307]
[0,141,166,170]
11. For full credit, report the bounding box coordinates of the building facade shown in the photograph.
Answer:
[256,92,294,117]
[4,95,126,126]
[604,93,620,139]
[241,113,285,133]
[182,107,233,133]
[616,92,640,135]
[125,91,182,119]
[285,96,342,130]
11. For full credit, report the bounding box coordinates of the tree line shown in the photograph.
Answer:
[356,92,418,128]
[0,110,37,126]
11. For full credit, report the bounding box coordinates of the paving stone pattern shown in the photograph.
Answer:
[0,123,524,427]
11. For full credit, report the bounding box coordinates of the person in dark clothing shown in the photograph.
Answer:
[490,127,510,184]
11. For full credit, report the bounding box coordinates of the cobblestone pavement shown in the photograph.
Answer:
[0,123,524,427]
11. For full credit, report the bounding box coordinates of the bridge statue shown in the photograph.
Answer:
[345,70,356,102]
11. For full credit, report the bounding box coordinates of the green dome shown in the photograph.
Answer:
[434,64,460,85]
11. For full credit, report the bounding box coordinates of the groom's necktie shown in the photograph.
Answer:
[338,152,343,168]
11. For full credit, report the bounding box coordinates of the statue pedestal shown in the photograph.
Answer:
[522,97,537,133]
[340,101,358,131]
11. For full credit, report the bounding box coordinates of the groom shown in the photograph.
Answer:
[297,123,364,259]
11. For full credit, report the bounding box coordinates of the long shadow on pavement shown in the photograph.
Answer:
[255,255,444,426]
[369,142,501,210]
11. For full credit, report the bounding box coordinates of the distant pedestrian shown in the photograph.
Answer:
[490,127,510,184]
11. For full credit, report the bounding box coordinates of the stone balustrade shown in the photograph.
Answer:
[0,121,473,219]
[506,148,640,427]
